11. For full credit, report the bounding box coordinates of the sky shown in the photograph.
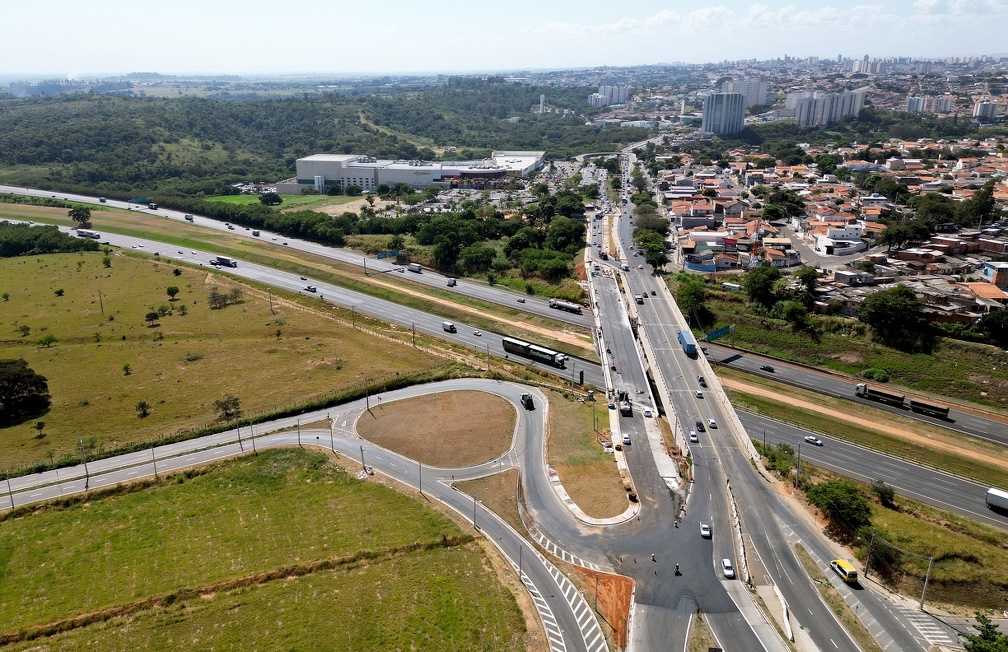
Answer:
[3,0,1007,78]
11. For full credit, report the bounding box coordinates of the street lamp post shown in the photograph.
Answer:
[329,419,334,452]
[79,439,90,490]
[152,444,158,478]
[360,445,366,473]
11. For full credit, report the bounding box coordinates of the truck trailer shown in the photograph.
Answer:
[677,328,697,357]
[548,298,583,315]
[215,256,238,268]
[986,488,1008,512]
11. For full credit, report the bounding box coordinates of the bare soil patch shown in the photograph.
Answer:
[357,391,515,467]
[571,566,633,650]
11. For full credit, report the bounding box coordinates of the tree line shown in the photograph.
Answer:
[0,221,100,258]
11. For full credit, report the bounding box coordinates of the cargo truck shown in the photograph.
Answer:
[855,384,950,419]
[986,488,1008,512]
[617,390,632,416]
[407,263,422,273]
[677,328,697,357]
[215,256,238,268]
[548,298,583,315]
[441,321,457,333]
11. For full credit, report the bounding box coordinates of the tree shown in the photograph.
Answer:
[35,420,45,437]
[18,324,30,338]
[743,266,781,309]
[103,256,112,268]
[214,394,242,421]
[259,192,283,206]
[68,206,91,226]
[123,363,131,376]
[37,333,57,347]
[773,300,810,331]
[135,400,151,417]
[0,359,51,425]
[859,285,937,353]
[978,310,1008,348]
[871,479,896,509]
[166,286,180,300]
[962,613,1008,652]
[145,311,160,325]
[2,292,8,301]
[794,266,819,308]
[172,268,181,276]
[806,479,872,536]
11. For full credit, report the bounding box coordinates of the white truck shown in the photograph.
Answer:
[407,263,422,273]
[215,256,238,268]
[441,321,457,333]
[987,488,1008,512]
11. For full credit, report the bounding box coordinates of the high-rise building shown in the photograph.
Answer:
[905,96,927,112]
[930,96,953,113]
[589,93,608,108]
[721,78,769,108]
[974,101,1000,120]
[702,93,745,134]
[791,89,866,127]
[599,85,630,105]
[539,94,545,114]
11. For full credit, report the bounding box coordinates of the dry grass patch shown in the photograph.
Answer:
[547,390,626,519]
[0,252,438,469]
[357,391,514,467]
[458,468,525,538]
[687,612,720,652]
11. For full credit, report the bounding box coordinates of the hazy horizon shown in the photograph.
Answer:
[4,1,1007,79]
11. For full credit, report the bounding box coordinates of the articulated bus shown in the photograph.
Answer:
[501,336,567,368]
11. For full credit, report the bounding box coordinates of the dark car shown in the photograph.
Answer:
[695,420,706,433]
[760,365,775,372]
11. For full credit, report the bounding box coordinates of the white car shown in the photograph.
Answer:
[689,431,699,443]
[707,418,718,429]
[700,523,712,538]
[804,435,824,446]
[622,433,631,445]
[638,264,644,269]
[721,558,735,579]
[694,390,704,399]
[473,331,482,337]
[643,409,652,418]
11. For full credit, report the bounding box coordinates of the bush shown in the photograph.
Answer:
[861,367,889,382]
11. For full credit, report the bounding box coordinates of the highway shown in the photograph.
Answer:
[4,180,990,649]
[608,156,931,651]
[706,342,1008,446]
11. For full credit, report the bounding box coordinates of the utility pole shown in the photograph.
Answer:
[267,288,274,315]
[411,323,416,347]
[6,475,13,510]
[329,420,334,452]
[363,257,367,276]
[864,531,876,579]
[473,496,478,530]
[251,423,257,454]
[152,445,158,478]
[365,378,370,411]
[297,417,301,448]
[418,461,422,496]
[360,445,366,473]
[237,425,244,452]
[351,306,356,329]
[794,442,802,489]
[98,289,104,315]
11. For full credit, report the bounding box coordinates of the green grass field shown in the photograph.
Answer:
[0,251,439,470]
[0,449,528,650]
[204,194,356,210]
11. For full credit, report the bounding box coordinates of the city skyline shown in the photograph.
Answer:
[4,0,1008,79]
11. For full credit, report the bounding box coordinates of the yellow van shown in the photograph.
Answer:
[830,559,858,584]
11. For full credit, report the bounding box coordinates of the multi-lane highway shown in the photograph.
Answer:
[5,179,996,650]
